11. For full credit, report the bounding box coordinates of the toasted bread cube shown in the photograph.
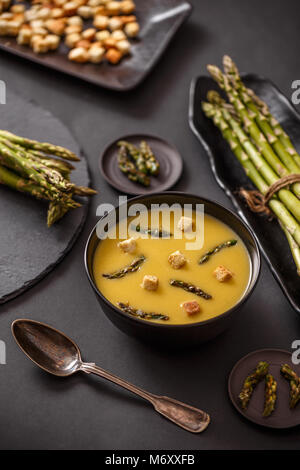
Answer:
[31,36,49,53]
[119,14,136,24]
[141,275,159,292]
[11,4,25,13]
[116,38,130,54]
[102,36,117,48]
[53,0,66,7]
[88,0,103,6]
[37,7,51,20]
[65,32,81,48]
[63,1,78,16]
[45,33,60,50]
[17,26,32,45]
[108,17,122,31]
[181,301,200,316]
[65,24,82,34]
[118,237,136,254]
[88,45,105,63]
[111,29,125,40]
[77,5,93,18]
[6,20,21,36]
[105,46,122,63]
[67,15,83,26]
[31,26,48,37]
[68,46,89,62]
[120,0,135,14]
[1,12,13,20]
[82,27,96,40]
[95,29,110,41]
[177,216,193,232]
[124,21,139,37]
[168,250,186,270]
[45,18,66,35]
[93,14,109,29]
[106,1,120,14]
[30,19,45,29]
[213,265,233,282]
[0,19,8,35]
[76,38,91,49]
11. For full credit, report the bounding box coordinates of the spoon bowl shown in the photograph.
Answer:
[12,319,82,377]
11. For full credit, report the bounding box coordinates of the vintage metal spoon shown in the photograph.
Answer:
[11,319,210,433]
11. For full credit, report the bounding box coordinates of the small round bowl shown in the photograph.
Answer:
[84,192,260,347]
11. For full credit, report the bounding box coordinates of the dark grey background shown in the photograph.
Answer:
[0,0,300,450]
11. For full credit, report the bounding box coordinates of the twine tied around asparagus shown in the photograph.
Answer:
[239,174,300,217]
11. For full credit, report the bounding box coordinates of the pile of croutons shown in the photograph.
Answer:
[0,0,139,64]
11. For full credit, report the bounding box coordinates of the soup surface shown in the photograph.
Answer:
[93,209,250,325]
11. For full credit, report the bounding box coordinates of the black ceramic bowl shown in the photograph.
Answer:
[84,192,260,347]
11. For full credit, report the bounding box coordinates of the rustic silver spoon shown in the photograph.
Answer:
[11,319,210,434]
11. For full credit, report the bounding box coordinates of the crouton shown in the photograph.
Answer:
[181,301,201,316]
[177,216,193,232]
[117,238,137,254]
[213,265,233,282]
[168,250,186,269]
[141,275,159,291]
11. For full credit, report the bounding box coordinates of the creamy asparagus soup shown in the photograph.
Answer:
[93,209,250,325]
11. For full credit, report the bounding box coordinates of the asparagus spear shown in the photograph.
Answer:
[239,361,269,410]
[263,374,277,417]
[118,140,147,174]
[169,279,212,300]
[223,55,300,175]
[47,202,69,227]
[0,164,50,201]
[199,239,237,264]
[0,130,80,161]
[117,302,169,321]
[102,255,146,279]
[280,364,300,408]
[203,100,300,224]
[131,224,171,238]
[202,101,300,248]
[118,145,150,186]
[223,55,300,168]
[140,140,160,175]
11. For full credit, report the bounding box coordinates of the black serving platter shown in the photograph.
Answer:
[189,74,300,314]
[0,0,192,91]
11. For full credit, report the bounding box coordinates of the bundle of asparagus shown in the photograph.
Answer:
[117,139,160,186]
[202,56,300,275]
[0,130,97,226]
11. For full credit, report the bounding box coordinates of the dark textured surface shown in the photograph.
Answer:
[228,349,300,429]
[0,90,89,304]
[100,134,183,194]
[0,0,192,90]
[1,0,300,450]
[190,74,300,314]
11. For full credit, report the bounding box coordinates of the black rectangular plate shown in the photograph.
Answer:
[0,0,192,91]
[189,74,300,314]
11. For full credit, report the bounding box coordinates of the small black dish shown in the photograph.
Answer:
[189,74,300,315]
[99,134,183,195]
[84,192,260,347]
[228,349,300,429]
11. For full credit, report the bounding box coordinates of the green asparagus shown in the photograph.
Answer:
[102,255,146,279]
[280,364,300,408]
[140,140,160,175]
[118,140,147,174]
[199,239,237,264]
[117,302,169,321]
[118,145,150,186]
[239,361,269,410]
[169,279,212,300]
[263,374,277,417]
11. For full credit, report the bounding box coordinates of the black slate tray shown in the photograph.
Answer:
[0,0,192,91]
[189,74,300,314]
[0,89,90,304]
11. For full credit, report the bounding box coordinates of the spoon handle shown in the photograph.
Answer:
[80,362,210,433]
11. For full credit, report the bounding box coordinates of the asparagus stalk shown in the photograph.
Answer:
[0,164,50,201]
[117,302,169,321]
[47,202,69,227]
[131,224,172,238]
[280,222,300,275]
[223,55,300,174]
[169,279,212,300]
[199,239,237,264]
[202,101,300,247]
[223,56,300,168]
[118,140,147,174]
[140,140,160,175]
[0,130,80,161]
[205,100,300,223]
[102,255,146,279]
[263,374,277,417]
[118,145,150,186]
[239,361,269,410]
[280,364,300,409]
